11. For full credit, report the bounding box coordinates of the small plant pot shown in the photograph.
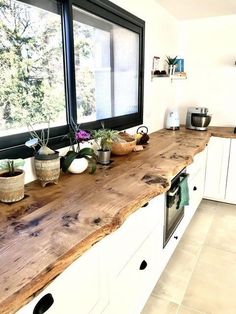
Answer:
[97,150,111,165]
[34,152,60,187]
[0,169,25,203]
[68,157,89,174]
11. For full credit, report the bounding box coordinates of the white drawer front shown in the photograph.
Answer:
[16,244,100,314]
[104,224,164,314]
[187,148,207,179]
[185,168,205,222]
[101,194,164,279]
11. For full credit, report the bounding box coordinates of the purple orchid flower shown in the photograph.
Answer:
[75,130,91,142]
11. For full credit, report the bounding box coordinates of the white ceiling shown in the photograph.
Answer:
[155,0,236,20]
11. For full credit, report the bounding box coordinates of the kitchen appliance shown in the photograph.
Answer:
[186,107,212,131]
[164,168,188,247]
[166,108,180,130]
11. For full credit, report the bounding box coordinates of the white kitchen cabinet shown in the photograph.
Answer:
[103,225,164,314]
[99,195,165,282]
[16,195,165,314]
[16,243,101,314]
[204,137,231,201]
[101,194,165,314]
[186,148,207,222]
[225,139,236,204]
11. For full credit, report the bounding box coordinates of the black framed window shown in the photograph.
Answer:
[0,0,145,159]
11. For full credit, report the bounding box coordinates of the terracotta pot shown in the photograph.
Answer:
[34,152,60,187]
[68,157,88,174]
[0,169,25,203]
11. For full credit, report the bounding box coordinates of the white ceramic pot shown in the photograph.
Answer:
[68,158,88,174]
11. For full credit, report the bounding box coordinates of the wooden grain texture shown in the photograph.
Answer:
[0,127,234,314]
[208,126,236,138]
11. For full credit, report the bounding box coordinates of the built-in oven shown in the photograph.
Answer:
[163,168,188,248]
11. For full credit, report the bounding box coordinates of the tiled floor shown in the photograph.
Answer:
[142,199,236,314]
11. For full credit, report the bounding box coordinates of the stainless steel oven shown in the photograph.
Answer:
[164,168,188,248]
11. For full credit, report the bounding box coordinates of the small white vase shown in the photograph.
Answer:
[68,158,88,174]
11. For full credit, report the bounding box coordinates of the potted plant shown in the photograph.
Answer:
[61,122,97,174]
[0,159,25,203]
[165,55,178,75]
[25,122,60,187]
[93,126,119,165]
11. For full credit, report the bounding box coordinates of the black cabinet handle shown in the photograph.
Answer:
[33,293,54,314]
[142,202,149,208]
[139,260,148,270]
[174,236,178,240]
[193,186,197,191]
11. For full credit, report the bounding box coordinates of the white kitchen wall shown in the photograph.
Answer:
[177,15,236,126]
[110,0,180,133]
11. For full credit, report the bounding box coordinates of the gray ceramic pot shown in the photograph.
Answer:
[97,150,111,165]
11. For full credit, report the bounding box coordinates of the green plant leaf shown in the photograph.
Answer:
[61,151,78,172]
[84,156,97,174]
[165,55,178,65]
[78,147,95,158]
[61,148,97,173]
[0,159,24,172]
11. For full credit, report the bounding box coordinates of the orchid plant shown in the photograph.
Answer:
[61,121,97,173]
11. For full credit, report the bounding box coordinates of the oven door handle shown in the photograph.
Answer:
[167,186,179,197]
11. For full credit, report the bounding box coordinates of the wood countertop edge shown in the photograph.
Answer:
[0,126,235,314]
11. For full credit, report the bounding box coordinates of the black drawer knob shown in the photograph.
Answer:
[33,293,54,314]
[174,236,178,240]
[193,186,197,191]
[139,260,148,270]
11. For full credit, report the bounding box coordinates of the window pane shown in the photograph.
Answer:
[0,0,66,137]
[72,6,139,124]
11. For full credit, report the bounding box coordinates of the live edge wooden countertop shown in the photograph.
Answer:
[0,126,235,314]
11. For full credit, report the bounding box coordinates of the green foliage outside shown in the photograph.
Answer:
[0,0,66,130]
[74,23,96,118]
[0,0,96,133]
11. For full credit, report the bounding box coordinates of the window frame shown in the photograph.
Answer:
[0,0,145,159]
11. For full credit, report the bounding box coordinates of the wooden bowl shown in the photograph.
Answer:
[111,140,136,156]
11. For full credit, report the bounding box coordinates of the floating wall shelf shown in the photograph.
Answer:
[151,73,187,82]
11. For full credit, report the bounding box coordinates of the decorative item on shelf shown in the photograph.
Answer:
[136,126,149,145]
[165,55,178,75]
[61,121,97,174]
[0,159,25,203]
[175,58,184,72]
[152,56,160,75]
[92,124,119,165]
[151,56,168,79]
[111,132,136,155]
[25,122,60,187]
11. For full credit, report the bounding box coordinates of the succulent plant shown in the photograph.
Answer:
[25,122,55,155]
[165,56,178,65]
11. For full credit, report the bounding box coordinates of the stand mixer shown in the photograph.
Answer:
[186,107,212,131]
